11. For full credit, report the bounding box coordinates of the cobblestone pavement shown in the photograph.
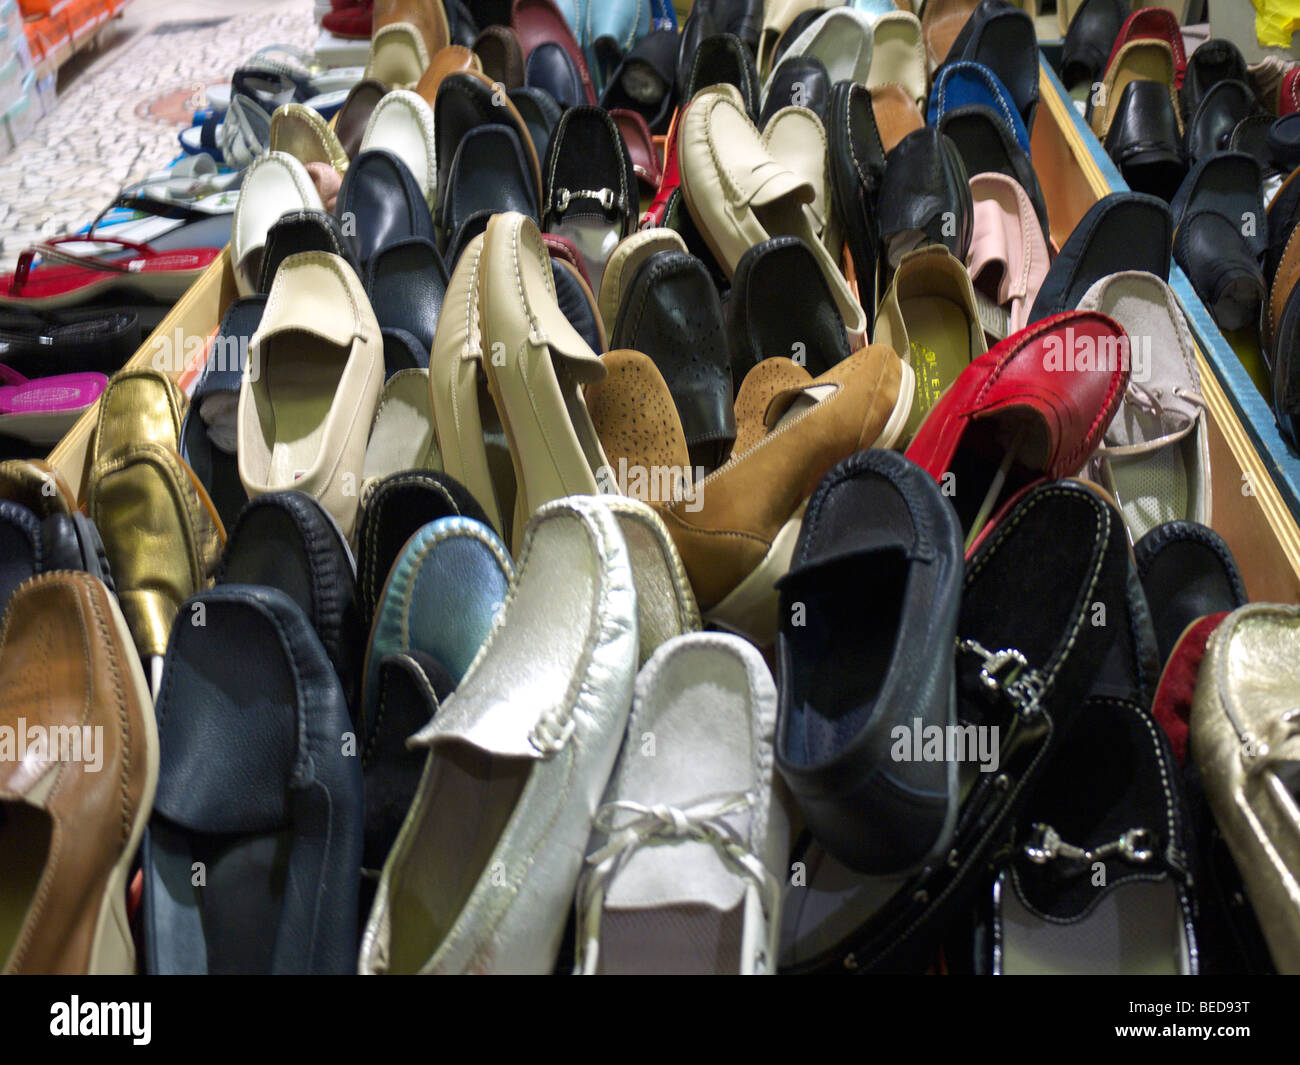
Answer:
[0,3,315,269]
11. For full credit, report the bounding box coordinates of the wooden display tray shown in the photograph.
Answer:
[1034,59,1300,603]
[46,59,1300,604]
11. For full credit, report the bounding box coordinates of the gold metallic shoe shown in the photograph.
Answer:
[86,442,224,668]
[1191,603,1300,974]
[90,367,185,462]
[269,103,350,174]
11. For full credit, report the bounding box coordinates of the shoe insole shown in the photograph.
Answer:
[388,747,530,974]
[947,413,1048,536]
[0,802,52,968]
[1108,443,1189,541]
[556,217,619,294]
[1000,878,1188,974]
[147,820,291,974]
[1212,276,1262,332]
[783,555,905,766]
[262,332,349,487]
[900,294,975,433]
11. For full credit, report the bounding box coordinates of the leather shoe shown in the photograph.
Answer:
[878,126,972,269]
[1104,79,1186,201]
[1060,0,1127,91]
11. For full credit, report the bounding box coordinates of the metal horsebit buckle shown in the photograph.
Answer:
[957,638,1046,720]
[1024,823,1157,866]
[554,187,616,213]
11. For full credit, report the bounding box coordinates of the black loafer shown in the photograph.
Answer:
[0,309,142,379]
[1059,0,1128,91]
[611,248,736,470]
[878,126,971,271]
[180,295,265,531]
[445,0,480,47]
[525,40,588,108]
[827,81,888,311]
[966,697,1198,974]
[1185,79,1261,163]
[680,32,759,120]
[1134,520,1247,667]
[365,237,450,373]
[257,208,361,294]
[937,103,1049,236]
[760,54,830,126]
[217,490,364,715]
[434,70,541,209]
[353,469,495,626]
[692,0,762,53]
[1170,150,1267,261]
[1175,209,1265,332]
[334,149,437,267]
[0,500,108,614]
[1180,37,1248,127]
[508,85,563,163]
[940,0,1038,129]
[1231,112,1277,173]
[438,123,539,262]
[144,584,363,974]
[781,480,1131,973]
[1267,112,1300,173]
[1104,79,1186,202]
[776,449,964,877]
[1028,191,1171,323]
[725,235,852,381]
[542,105,637,288]
[600,27,680,132]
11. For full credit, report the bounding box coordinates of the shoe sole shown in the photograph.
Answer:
[705,360,917,645]
[85,590,159,976]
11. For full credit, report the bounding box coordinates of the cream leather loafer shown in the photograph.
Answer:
[679,89,867,344]
[479,212,615,549]
[230,151,325,297]
[574,631,786,974]
[761,105,833,250]
[361,368,440,491]
[359,89,438,208]
[427,232,515,540]
[869,11,927,109]
[238,251,384,537]
[358,495,638,974]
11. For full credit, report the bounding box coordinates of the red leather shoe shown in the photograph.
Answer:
[323,0,374,39]
[905,309,1130,543]
[1106,8,1187,89]
[642,103,682,227]
[1281,67,1300,116]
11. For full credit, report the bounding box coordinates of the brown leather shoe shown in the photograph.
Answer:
[589,344,914,643]
[369,0,451,87]
[870,84,925,154]
[473,25,525,90]
[416,44,483,104]
[0,573,158,974]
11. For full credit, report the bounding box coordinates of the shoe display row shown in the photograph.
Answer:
[3,0,1300,977]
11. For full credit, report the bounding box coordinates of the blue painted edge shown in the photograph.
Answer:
[1039,54,1300,524]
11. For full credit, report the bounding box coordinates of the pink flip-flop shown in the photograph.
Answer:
[0,236,219,309]
[0,364,108,444]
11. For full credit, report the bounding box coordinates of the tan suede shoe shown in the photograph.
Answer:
[590,345,913,643]
[1,573,158,974]
[732,356,812,455]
